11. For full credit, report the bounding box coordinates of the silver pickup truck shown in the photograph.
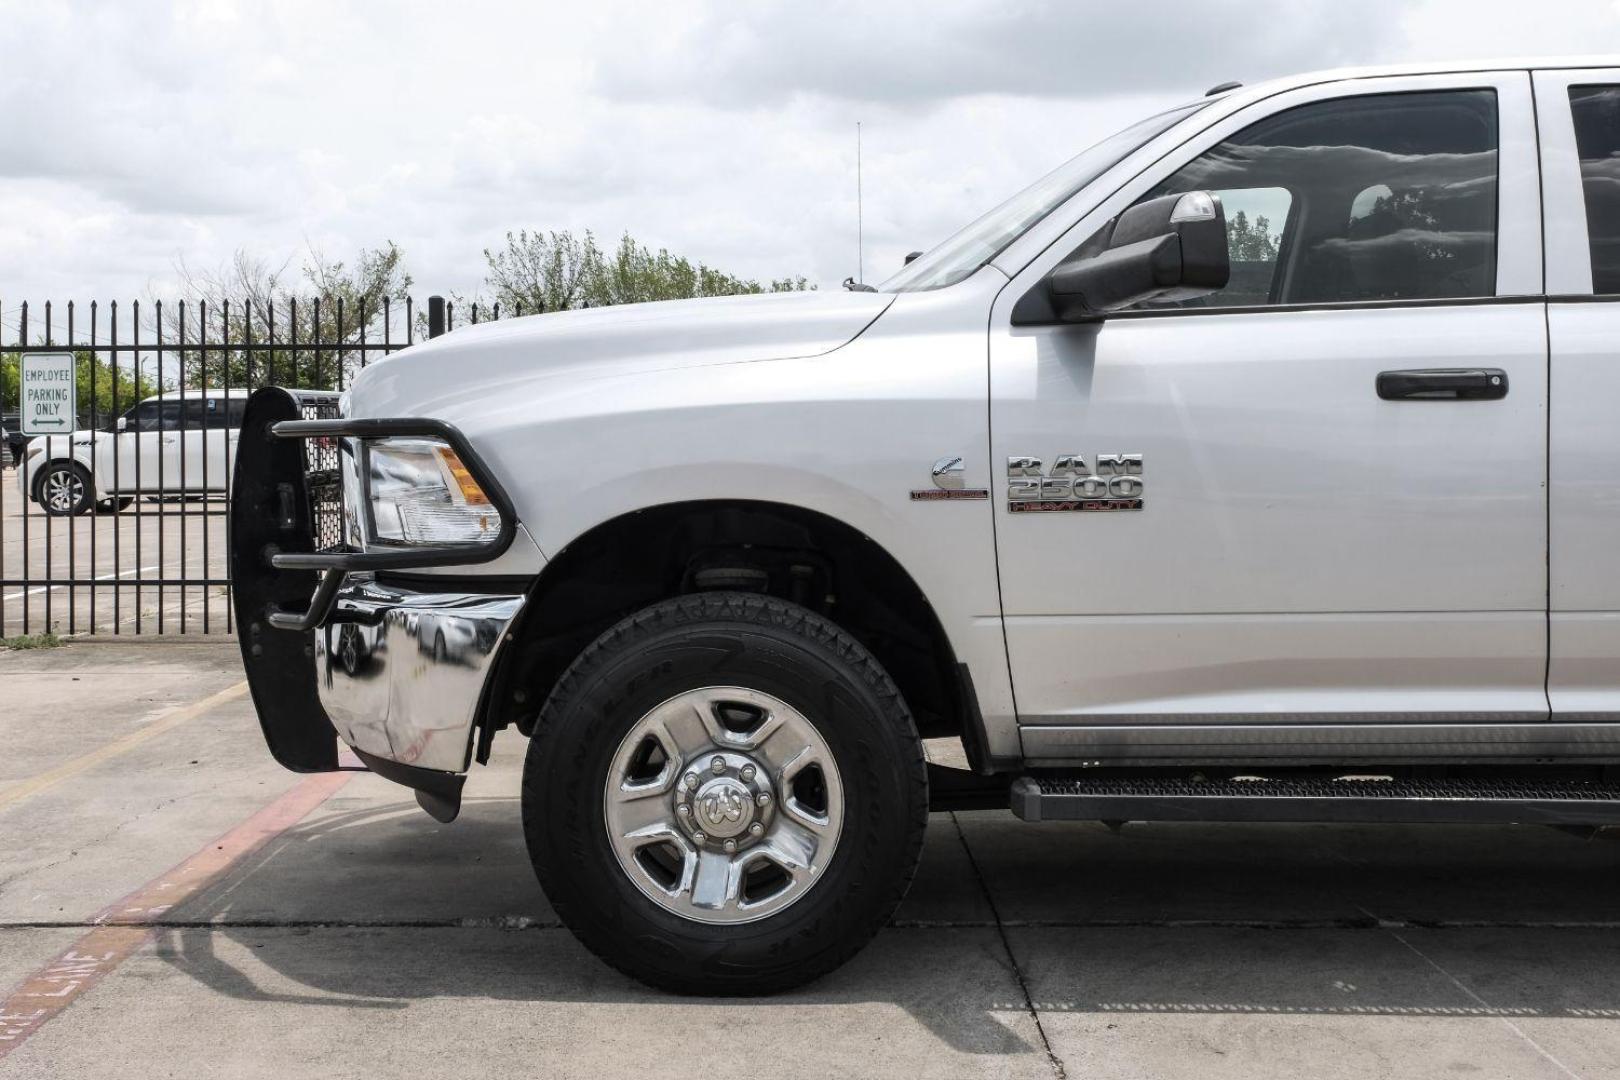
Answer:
[232,57,1620,994]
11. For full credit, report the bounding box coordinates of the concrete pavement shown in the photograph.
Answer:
[4,640,1620,1078]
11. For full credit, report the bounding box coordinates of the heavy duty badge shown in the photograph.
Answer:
[1007,454,1144,512]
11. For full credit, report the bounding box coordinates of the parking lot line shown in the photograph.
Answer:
[0,680,247,813]
[0,762,353,1060]
[1,564,161,602]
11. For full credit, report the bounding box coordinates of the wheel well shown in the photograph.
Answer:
[483,500,969,752]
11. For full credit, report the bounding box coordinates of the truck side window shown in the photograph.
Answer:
[1119,90,1500,309]
[201,397,237,430]
[1210,187,1291,305]
[127,401,163,433]
[1569,86,1620,294]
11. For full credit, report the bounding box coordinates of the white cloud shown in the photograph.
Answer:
[1,0,1618,316]
[590,0,1410,105]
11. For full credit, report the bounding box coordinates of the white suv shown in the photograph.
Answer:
[19,390,247,515]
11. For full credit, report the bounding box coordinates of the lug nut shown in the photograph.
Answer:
[756,792,771,807]
[723,839,737,853]
[749,822,764,837]
[683,773,699,791]
[676,804,690,817]
[740,764,756,782]
[693,832,706,845]
[710,755,726,774]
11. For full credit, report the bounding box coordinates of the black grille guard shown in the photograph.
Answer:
[265,416,519,572]
[229,387,520,772]
[242,398,518,630]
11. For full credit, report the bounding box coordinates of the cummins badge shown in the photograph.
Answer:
[909,456,989,501]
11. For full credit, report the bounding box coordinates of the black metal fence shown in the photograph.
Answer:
[0,294,508,637]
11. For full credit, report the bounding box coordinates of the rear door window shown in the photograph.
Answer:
[200,397,238,430]
[1568,86,1620,293]
[182,399,209,429]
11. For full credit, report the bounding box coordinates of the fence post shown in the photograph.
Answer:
[427,295,446,339]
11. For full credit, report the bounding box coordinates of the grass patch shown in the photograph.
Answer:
[0,632,64,650]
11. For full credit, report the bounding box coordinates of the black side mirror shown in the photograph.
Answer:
[1030,191,1230,323]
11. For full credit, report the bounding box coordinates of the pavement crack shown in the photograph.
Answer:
[950,810,1068,1080]
[0,789,195,895]
[1389,929,1585,1080]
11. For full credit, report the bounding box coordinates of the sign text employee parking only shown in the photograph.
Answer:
[20,353,76,436]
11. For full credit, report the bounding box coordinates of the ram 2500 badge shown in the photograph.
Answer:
[232,58,1620,994]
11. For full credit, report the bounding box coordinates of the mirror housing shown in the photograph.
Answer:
[115,416,128,433]
[1033,191,1230,322]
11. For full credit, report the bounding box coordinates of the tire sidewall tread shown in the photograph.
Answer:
[522,591,928,995]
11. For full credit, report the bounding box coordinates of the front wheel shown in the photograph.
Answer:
[34,462,93,516]
[522,592,928,995]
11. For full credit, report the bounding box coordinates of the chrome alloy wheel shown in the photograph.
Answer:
[42,467,85,514]
[603,686,844,924]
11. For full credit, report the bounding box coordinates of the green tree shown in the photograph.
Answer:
[1,350,167,421]
[1227,210,1280,262]
[481,229,811,314]
[162,243,413,391]
[478,230,601,315]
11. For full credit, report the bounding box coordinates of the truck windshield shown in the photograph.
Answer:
[880,100,1207,292]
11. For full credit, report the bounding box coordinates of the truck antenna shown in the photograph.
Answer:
[856,121,864,285]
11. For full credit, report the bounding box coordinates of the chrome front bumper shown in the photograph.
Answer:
[231,388,529,818]
[314,577,525,774]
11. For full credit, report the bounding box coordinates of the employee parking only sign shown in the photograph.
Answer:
[20,353,76,436]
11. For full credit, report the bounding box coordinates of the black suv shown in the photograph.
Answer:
[0,411,22,469]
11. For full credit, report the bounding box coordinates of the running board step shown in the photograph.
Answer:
[1010,776,1620,825]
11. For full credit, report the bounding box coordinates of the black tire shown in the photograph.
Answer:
[337,624,366,676]
[523,591,928,995]
[100,497,134,514]
[33,461,93,516]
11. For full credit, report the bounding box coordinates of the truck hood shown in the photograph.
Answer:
[350,289,893,417]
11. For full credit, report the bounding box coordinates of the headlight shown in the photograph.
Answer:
[363,437,502,546]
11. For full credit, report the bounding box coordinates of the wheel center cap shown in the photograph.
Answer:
[693,777,754,839]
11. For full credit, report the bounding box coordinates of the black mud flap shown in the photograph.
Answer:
[230,387,340,772]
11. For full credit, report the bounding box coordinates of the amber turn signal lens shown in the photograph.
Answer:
[436,446,492,506]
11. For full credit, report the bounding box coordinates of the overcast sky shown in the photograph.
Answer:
[4,0,1619,322]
